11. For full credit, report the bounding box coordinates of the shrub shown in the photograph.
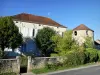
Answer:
[84,51,90,63]
[19,56,28,67]
[45,62,63,70]
[97,50,100,61]
[64,51,86,67]
[0,48,3,58]
[86,48,98,62]
[50,53,59,57]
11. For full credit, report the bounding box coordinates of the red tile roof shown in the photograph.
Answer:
[12,13,66,28]
[73,24,94,31]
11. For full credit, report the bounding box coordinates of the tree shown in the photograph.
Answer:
[84,36,94,48]
[36,27,56,56]
[0,48,3,58]
[51,30,79,56]
[0,17,23,53]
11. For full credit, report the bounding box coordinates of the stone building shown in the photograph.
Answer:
[72,24,94,45]
[8,13,67,56]
[94,40,100,50]
[12,13,67,38]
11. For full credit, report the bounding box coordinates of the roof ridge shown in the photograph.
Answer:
[73,24,94,31]
[12,13,67,28]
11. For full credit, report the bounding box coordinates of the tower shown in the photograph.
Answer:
[72,24,94,45]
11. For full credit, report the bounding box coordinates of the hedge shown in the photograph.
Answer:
[86,48,98,62]
[63,51,86,66]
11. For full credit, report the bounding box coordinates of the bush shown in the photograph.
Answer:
[45,62,63,70]
[50,53,59,57]
[84,51,90,63]
[0,72,16,75]
[86,48,98,62]
[19,56,28,67]
[0,48,3,58]
[97,50,100,61]
[64,51,86,67]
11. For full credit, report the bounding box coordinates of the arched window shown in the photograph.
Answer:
[74,31,77,36]
[32,29,35,37]
[16,21,18,23]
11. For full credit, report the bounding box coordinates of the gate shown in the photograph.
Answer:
[19,56,28,73]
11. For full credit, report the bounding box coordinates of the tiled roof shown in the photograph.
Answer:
[12,13,66,28]
[73,24,94,31]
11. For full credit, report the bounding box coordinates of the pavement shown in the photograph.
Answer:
[21,64,100,75]
[48,64,100,75]
[20,72,34,75]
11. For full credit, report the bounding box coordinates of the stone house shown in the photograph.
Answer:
[5,13,67,56]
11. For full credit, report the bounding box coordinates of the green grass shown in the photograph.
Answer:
[0,72,16,75]
[32,62,99,74]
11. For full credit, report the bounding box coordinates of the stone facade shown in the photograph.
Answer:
[72,30,94,45]
[72,24,94,45]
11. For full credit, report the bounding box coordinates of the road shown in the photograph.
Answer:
[49,65,100,75]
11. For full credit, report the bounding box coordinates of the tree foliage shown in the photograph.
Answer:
[84,36,94,48]
[0,48,3,58]
[51,30,79,56]
[0,17,23,52]
[36,27,56,56]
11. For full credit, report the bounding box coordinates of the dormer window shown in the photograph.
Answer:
[86,30,88,35]
[74,31,77,36]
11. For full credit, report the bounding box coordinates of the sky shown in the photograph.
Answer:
[0,0,100,40]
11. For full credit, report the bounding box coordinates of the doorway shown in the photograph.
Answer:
[20,56,28,73]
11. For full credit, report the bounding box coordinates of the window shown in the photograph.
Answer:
[56,31,59,34]
[86,30,88,35]
[16,21,18,23]
[74,31,77,36]
[38,29,40,32]
[62,32,64,37]
[32,29,35,37]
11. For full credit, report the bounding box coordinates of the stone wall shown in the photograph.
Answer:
[0,57,20,73]
[27,56,66,71]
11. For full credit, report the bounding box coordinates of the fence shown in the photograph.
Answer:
[0,56,20,74]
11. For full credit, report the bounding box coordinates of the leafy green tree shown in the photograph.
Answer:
[0,17,23,53]
[0,48,3,58]
[84,36,94,48]
[51,30,79,56]
[36,27,56,56]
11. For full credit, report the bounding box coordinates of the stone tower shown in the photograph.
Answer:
[72,24,94,45]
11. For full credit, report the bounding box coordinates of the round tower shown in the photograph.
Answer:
[72,24,94,45]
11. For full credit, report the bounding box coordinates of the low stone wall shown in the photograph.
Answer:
[27,56,66,71]
[0,57,20,73]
